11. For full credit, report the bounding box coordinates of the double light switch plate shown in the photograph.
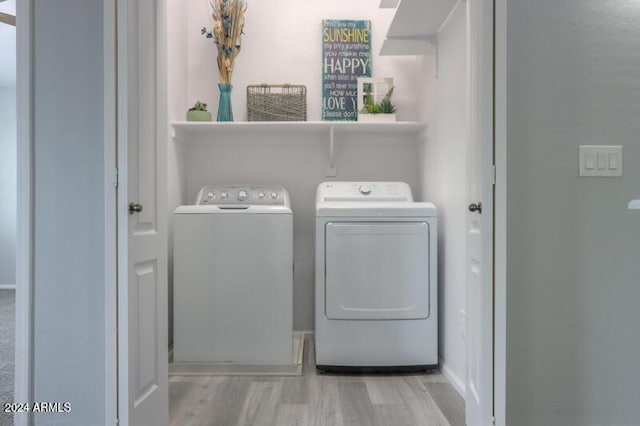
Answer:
[579,145,623,177]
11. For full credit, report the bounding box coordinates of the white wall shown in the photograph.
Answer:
[0,0,16,87]
[33,0,105,423]
[166,0,189,346]
[419,3,468,394]
[187,0,421,121]
[0,87,16,286]
[0,0,16,287]
[167,0,425,331]
[506,1,640,424]
[181,132,421,330]
[0,0,16,16]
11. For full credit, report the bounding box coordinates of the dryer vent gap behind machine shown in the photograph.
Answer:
[173,185,293,369]
[315,182,438,372]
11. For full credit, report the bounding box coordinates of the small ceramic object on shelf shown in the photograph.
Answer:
[186,101,212,122]
[216,84,234,122]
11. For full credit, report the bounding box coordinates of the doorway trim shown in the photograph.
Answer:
[104,0,119,425]
[14,0,34,425]
[493,0,507,423]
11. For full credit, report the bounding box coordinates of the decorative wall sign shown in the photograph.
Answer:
[322,20,372,121]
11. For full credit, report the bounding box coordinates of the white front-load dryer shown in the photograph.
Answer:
[173,185,293,364]
[315,182,438,371]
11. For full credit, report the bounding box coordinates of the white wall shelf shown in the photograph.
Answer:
[381,0,458,56]
[172,121,426,142]
[380,37,435,56]
[379,0,400,8]
[171,121,426,177]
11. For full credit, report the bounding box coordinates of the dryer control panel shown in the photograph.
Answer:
[317,182,413,202]
[195,185,289,207]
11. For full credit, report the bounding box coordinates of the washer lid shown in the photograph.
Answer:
[174,205,292,215]
[316,201,437,217]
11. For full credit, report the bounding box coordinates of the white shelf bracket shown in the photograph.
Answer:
[428,34,439,78]
[326,125,337,177]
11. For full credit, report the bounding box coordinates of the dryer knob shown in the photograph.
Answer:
[220,192,229,199]
[237,190,249,201]
[258,192,266,199]
[271,192,279,199]
[359,185,372,195]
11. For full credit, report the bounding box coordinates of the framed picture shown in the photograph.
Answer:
[357,77,396,122]
[322,20,372,121]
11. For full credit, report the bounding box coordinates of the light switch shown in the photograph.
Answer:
[579,145,622,177]
[585,152,596,170]
[608,153,619,170]
[597,152,607,170]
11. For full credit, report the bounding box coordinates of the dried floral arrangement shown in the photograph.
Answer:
[201,0,248,84]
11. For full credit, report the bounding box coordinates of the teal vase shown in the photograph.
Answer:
[217,83,234,122]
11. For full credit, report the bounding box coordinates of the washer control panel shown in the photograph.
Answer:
[196,185,288,206]
[317,182,413,202]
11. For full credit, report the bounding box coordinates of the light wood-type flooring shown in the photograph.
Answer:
[170,336,465,426]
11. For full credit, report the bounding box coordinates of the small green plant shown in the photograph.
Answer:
[366,103,382,114]
[189,101,208,112]
[362,85,396,114]
[378,86,396,113]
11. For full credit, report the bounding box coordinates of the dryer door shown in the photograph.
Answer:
[325,222,430,320]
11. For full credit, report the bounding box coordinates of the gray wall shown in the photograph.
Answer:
[507,1,640,424]
[0,87,16,286]
[33,0,105,424]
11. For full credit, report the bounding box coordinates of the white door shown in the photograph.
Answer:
[117,0,168,424]
[466,0,494,425]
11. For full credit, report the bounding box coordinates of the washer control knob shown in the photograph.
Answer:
[359,185,372,195]
[220,192,229,199]
[237,190,249,201]
[271,192,279,199]
[207,192,215,199]
[258,192,265,199]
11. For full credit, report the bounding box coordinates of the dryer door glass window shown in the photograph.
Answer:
[325,222,430,320]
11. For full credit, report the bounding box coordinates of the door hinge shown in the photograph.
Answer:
[492,165,497,185]
[113,167,119,188]
[492,416,497,425]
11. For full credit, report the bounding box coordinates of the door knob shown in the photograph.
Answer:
[129,202,143,215]
[468,202,482,214]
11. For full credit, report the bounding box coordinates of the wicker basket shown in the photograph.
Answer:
[247,84,307,121]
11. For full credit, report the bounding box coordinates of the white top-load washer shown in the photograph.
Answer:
[315,182,438,371]
[173,185,292,364]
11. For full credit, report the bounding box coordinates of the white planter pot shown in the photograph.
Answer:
[357,113,397,122]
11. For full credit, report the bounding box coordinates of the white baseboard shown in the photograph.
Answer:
[170,332,305,376]
[0,283,16,290]
[439,357,465,398]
